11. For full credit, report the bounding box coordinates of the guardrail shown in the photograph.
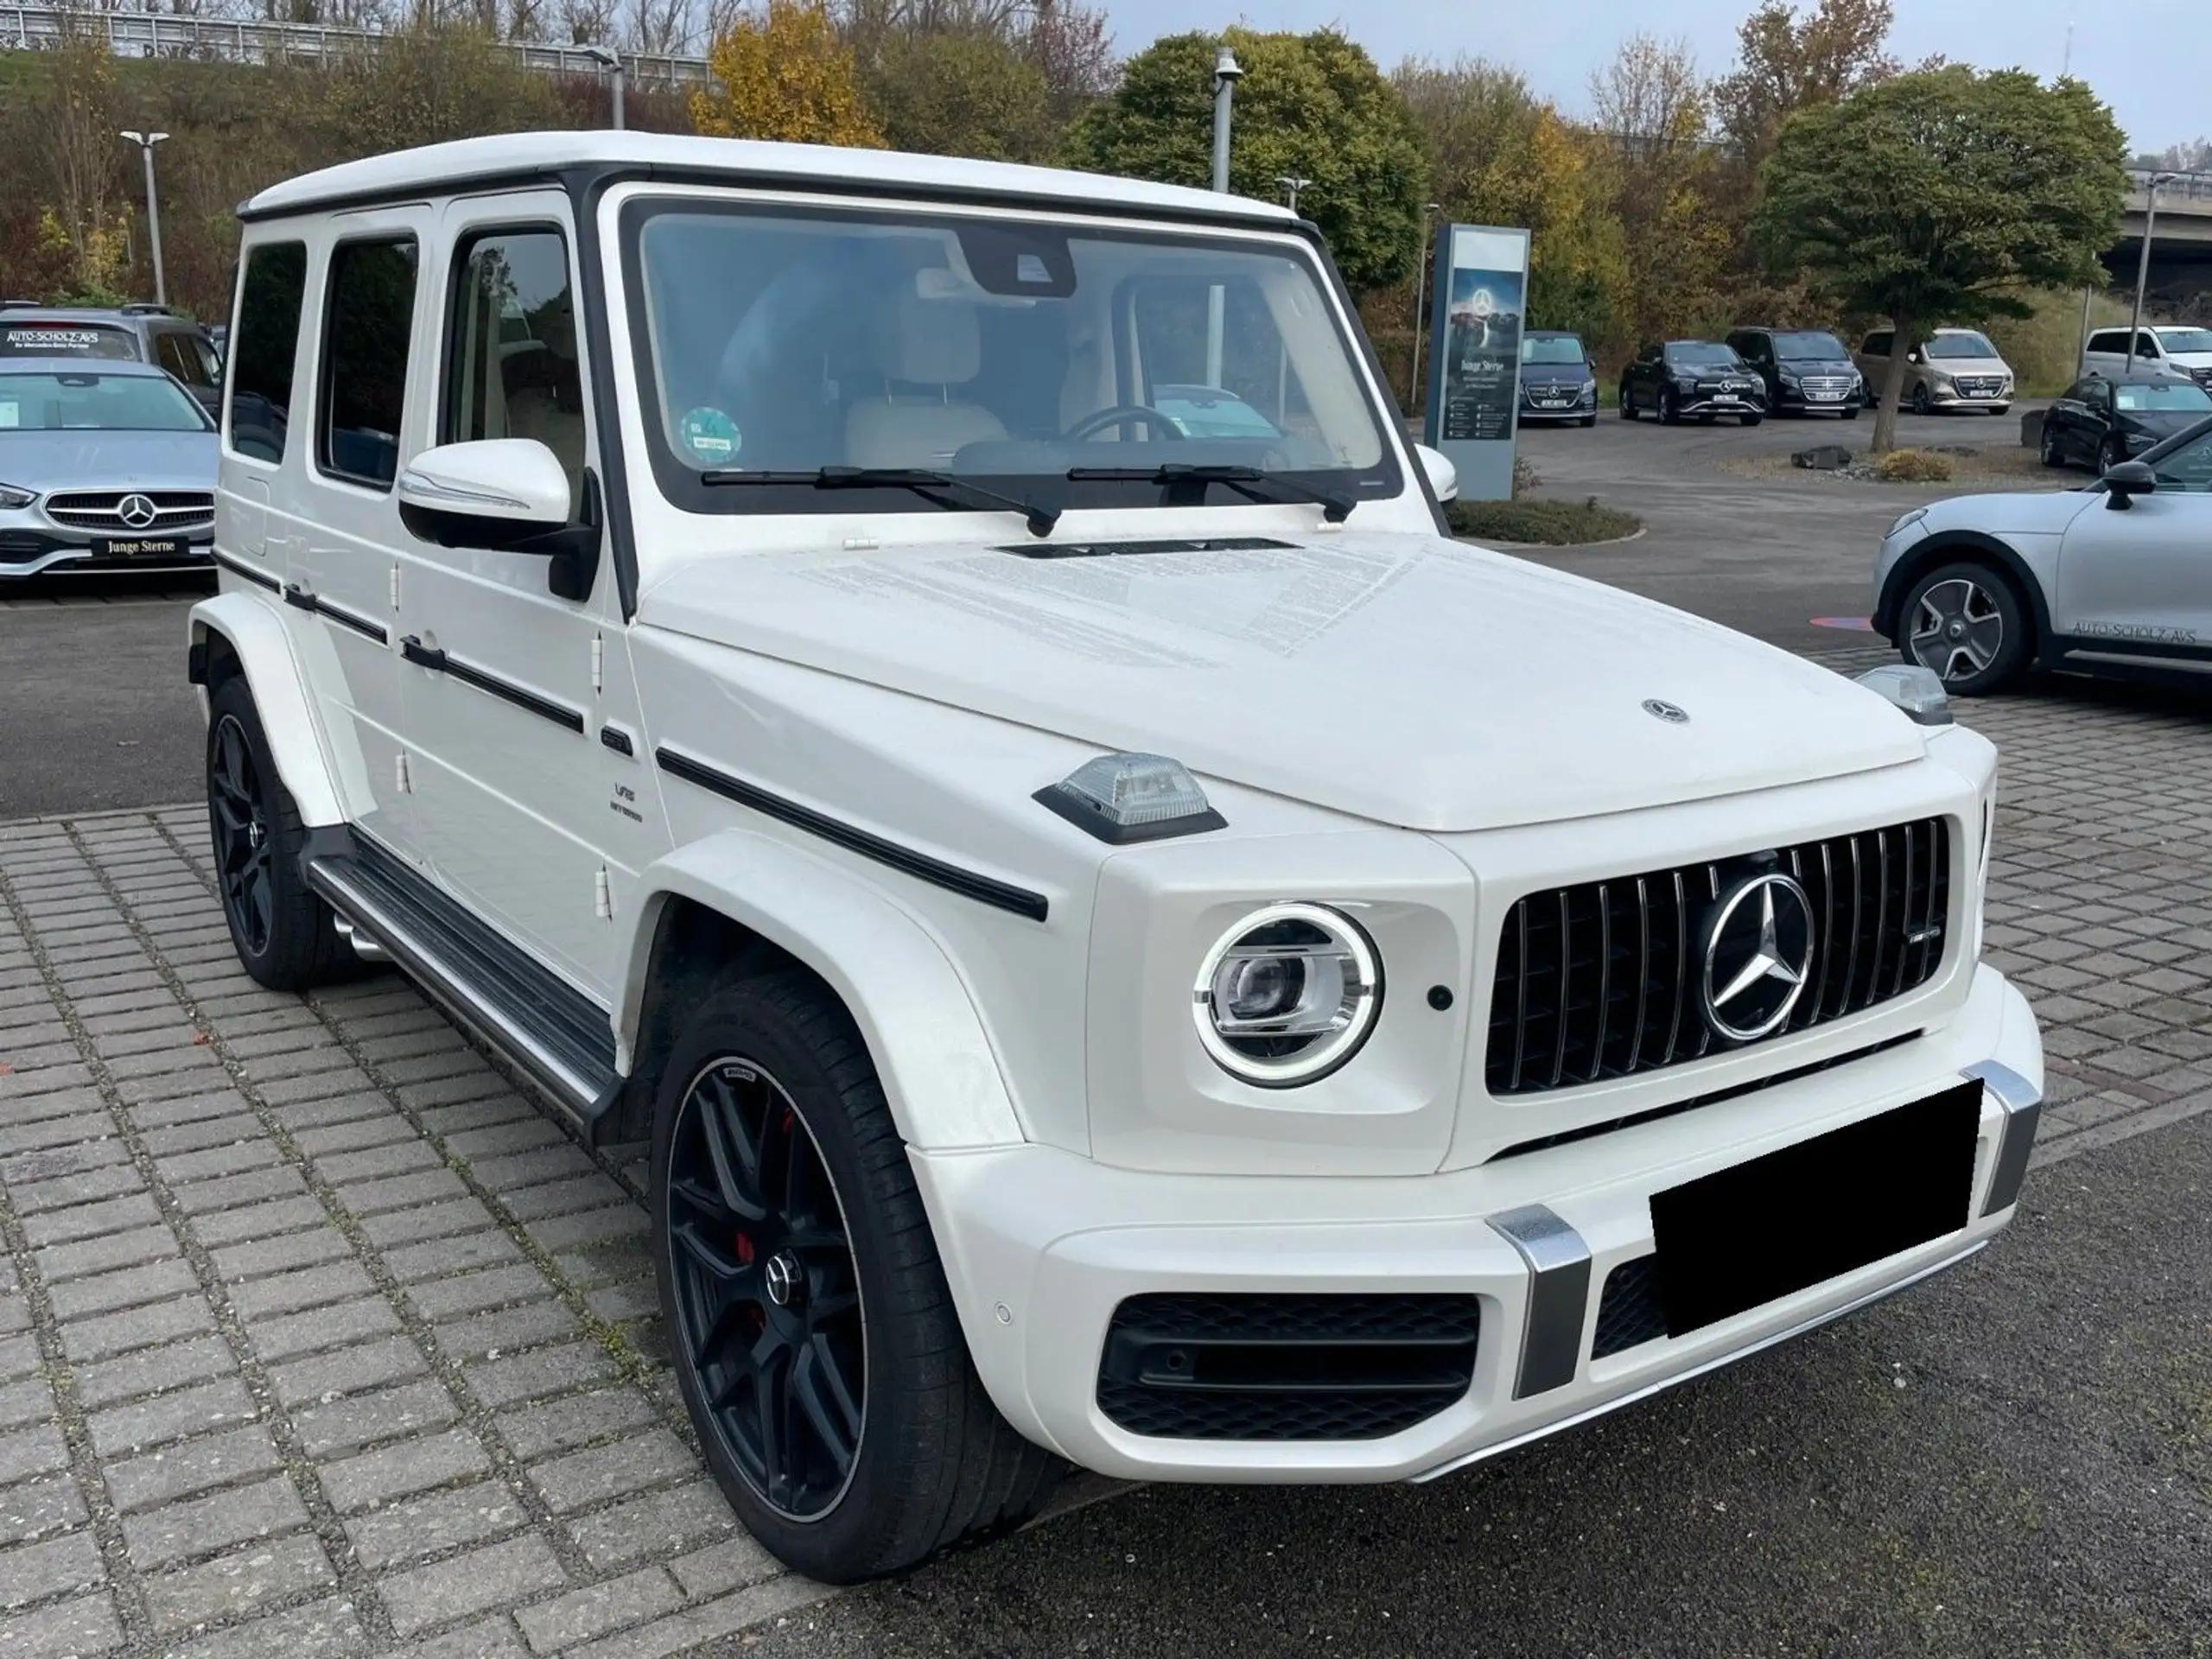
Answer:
[2128,168,2212,205]
[0,5,712,86]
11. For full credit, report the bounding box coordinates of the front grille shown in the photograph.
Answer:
[1797,374,1853,395]
[1485,817,1950,1096]
[1592,1255,1668,1358]
[1095,1293,1481,1441]
[44,490,213,531]
[1951,376,2003,397]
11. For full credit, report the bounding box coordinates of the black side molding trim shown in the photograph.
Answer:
[213,550,282,593]
[315,598,389,645]
[401,636,586,734]
[656,746,1050,923]
[282,583,316,613]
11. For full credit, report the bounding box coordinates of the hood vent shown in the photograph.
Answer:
[999,536,1297,561]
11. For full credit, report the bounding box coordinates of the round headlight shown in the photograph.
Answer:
[1192,903,1382,1086]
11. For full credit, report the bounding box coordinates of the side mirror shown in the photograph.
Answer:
[1908,348,1924,365]
[1414,442,1458,504]
[398,439,599,600]
[2102,459,2157,508]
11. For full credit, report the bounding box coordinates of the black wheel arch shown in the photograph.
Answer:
[1876,530,2052,662]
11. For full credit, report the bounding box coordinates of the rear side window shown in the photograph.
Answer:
[155,331,219,391]
[0,321,137,359]
[319,237,418,489]
[228,243,308,464]
[1861,331,1891,355]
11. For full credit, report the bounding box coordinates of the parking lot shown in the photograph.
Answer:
[4,410,2211,1656]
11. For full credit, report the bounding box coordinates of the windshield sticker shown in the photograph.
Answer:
[678,407,740,465]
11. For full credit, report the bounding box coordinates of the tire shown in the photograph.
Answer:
[1580,415,1597,429]
[1842,405,1861,421]
[1911,382,1933,416]
[1897,562,2031,696]
[2039,425,2064,468]
[1659,389,1679,425]
[652,973,1063,1583]
[205,677,364,992]
[1739,413,1764,427]
[1618,386,1637,419]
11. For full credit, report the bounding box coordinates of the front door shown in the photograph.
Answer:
[2050,424,2212,664]
[392,198,668,998]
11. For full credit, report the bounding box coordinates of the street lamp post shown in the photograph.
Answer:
[1408,201,1441,418]
[2126,171,2172,372]
[118,130,168,308]
[1277,175,1310,213]
[1205,44,1243,387]
[578,45,626,130]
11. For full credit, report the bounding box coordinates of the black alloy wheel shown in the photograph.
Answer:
[1660,388,1681,424]
[1899,562,2031,695]
[210,713,276,958]
[1912,382,1934,416]
[664,1056,867,1522]
[2039,423,2064,467]
[1619,384,1638,418]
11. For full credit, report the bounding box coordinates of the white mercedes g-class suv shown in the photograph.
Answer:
[190,132,2043,1584]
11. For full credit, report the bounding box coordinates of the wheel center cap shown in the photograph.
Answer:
[764,1250,803,1309]
[1948,621,1966,639]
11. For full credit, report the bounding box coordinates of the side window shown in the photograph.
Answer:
[2086,330,2120,354]
[443,229,587,496]
[2152,429,2212,493]
[318,237,418,490]
[227,241,307,465]
[2139,333,2163,359]
[1863,331,1891,356]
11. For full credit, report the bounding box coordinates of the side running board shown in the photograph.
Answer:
[303,832,622,1142]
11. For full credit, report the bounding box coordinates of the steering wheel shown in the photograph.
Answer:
[1063,404,1186,442]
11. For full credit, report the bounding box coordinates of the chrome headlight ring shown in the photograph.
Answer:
[1192,902,1382,1088]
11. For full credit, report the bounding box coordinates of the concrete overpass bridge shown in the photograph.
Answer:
[2106,168,2212,313]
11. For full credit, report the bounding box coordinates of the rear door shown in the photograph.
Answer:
[2050,424,2212,662]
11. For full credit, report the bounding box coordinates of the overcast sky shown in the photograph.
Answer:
[1095,0,2202,157]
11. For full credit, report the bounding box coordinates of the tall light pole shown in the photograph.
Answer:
[1277,175,1310,213]
[1408,201,1441,417]
[118,130,168,308]
[2126,171,2172,372]
[1205,44,1243,386]
[579,45,626,130]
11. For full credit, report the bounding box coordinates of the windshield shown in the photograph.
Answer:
[1772,331,1847,359]
[1521,335,1586,365]
[0,371,209,432]
[1927,333,1999,359]
[622,199,1397,517]
[2116,381,2212,412]
[2155,327,2212,355]
[1668,342,1740,365]
[1,322,138,360]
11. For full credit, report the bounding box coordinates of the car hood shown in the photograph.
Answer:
[2120,410,2207,439]
[1778,356,1855,372]
[1921,490,2097,536]
[1520,363,1592,385]
[1926,358,2009,376]
[0,429,216,492]
[638,531,1928,833]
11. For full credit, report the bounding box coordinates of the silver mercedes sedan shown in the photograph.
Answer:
[0,357,217,581]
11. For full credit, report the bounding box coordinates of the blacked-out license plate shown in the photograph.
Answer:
[1649,1079,1981,1338]
[96,537,184,558]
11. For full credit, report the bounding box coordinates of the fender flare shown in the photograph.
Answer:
[614,830,1027,1152]
[1874,529,2054,658]
[187,593,346,828]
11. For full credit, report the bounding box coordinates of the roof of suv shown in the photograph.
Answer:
[0,355,175,376]
[240,131,1301,228]
[0,303,194,326]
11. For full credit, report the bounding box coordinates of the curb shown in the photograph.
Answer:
[1457,525,1649,550]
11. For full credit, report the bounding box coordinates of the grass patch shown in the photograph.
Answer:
[1873,448,1955,482]
[1447,495,1642,545]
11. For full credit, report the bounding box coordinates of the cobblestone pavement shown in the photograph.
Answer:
[3,667,2210,1656]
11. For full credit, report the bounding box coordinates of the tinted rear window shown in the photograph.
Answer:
[1,323,137,359]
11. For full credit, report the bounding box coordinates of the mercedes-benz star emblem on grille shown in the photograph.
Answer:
[117,494,158,530]
[1642,698,1689,724]
[1700,872,1816,1043]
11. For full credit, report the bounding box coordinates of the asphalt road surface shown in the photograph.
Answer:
[0,575,213,818]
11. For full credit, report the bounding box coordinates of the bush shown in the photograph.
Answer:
[1873,448,1955,482]
[1446,495,1641,545]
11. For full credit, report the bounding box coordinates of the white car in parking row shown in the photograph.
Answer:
[1876,414,2212,693]
[193,131,2043,1583]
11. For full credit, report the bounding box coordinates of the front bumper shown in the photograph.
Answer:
[1520,386,1596,422]
[1775,383,1864,413]
[0,524,213,578]
[1925,388,2012,411]
[914,963,2039,1483]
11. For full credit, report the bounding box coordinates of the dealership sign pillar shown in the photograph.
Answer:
[1421,224,1529,503]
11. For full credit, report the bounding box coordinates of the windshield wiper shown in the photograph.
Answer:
[698,465,1058,537]
[1064,462,1356,523]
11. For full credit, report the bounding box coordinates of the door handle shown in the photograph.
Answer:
[399,636,448,672]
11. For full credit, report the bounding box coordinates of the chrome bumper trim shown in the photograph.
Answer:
[1487,1204,1592,1399]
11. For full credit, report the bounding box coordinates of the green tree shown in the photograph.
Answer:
[858,27,1056,162]
[1754,66,2127,452]
[1064,28,1429,296]
[1713,0,1899,172]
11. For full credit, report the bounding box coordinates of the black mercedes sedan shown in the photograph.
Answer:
[1618,340,1766,425]
[2038,371,2212,474]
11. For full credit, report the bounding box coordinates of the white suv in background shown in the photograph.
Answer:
[2082,324,2212,389]
[190,131,2044,1585]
